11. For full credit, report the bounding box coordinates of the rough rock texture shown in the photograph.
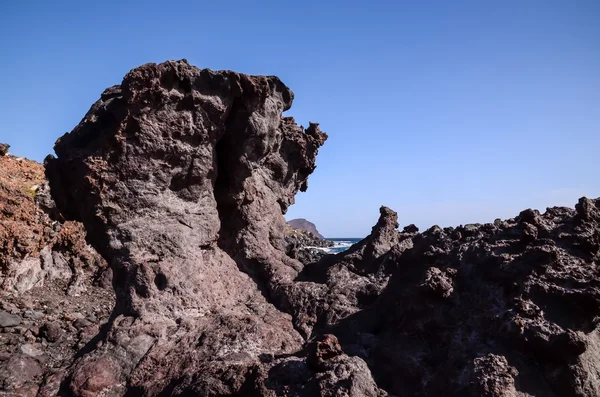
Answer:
[0,155,109,294]
[5,59,597,396]
[328,200,600,397]
[283,206,409,339]
[285,224,334,265]
[0,154,113,396]
[287,219,325,239]
[45,60,384,396]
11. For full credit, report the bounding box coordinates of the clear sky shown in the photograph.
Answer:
[1,0,599,237]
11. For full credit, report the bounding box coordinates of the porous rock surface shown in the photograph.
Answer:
[45,60,383,396]
[2,60,598,396]
[329,200,600,397]
[0,154,108,294]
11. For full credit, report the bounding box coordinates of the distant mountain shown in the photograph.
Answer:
[287,218,324,239]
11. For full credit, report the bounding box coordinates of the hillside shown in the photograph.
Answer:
[287,218,325,239]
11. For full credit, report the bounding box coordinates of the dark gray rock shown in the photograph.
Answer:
[0,311,21,328]
[23,310,45,320]
[328,198,600,397]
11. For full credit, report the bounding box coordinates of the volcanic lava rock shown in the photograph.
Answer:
[4,59,597,396]
[45,60,384,396]
[330,199,600,397]
[308,334,344,371]
[40,321,62,342]
[0,143,9,156]
[0,311,21,328]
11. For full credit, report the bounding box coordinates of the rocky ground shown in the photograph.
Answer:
[0,154,114,395]
[284,225,334,265]
[0,60,598,396]
[286,219,325,239]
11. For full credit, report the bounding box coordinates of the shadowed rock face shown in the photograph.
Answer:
[330,199,600,397]
[30,59,600,396]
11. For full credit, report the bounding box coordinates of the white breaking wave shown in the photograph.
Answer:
[332,241,353,247]
[300,246,332,252]
[298,239,360,255]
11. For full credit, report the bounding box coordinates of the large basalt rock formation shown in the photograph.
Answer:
[4,59,595,396]
[45,60,383,396]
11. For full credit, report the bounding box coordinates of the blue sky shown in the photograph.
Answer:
[1,0,599,237]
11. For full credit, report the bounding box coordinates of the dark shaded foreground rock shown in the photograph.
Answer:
[283,200,600,396]
[284,206,408,338]
[324,200,600,397]
[45,60,384,396]
[34,59,600,396]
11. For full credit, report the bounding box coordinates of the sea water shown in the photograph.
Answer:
[324,238,363,254]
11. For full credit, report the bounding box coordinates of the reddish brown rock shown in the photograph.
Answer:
[0,155,108,294]
[0,152,114,397]
[465,354,519,397]
[40,322,62,342]
[0,354,42,394]
[70,356,122,397]
[308,334,344,371]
